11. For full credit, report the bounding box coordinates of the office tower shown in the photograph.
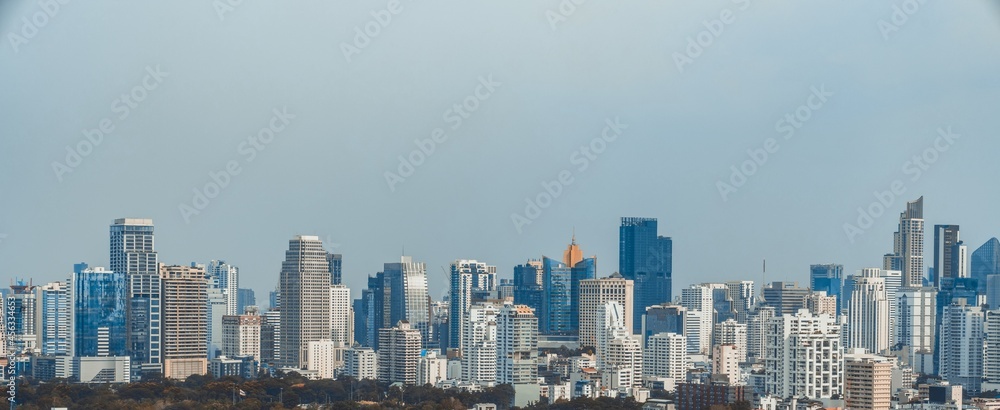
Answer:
[760,282,809,316]
[513,260,544,314]
[884,197,925,288]
[714,319,747,363]
[428,300,448,351]
[384,256,430,344]
[278,235,332,369]
[933,225,961,288]
[681,284,721,354]
[939,301,984,394]
[810,264,843,313]
[261,309,280,364]
[643,332,687,381]
[222,306,262,364]
[764,309,842,399]
[355,273,385,348]
[237,288,256,314]
[206,287,227,359]
[579,273,634,349]
[307,340,340,379]
[36,281,71,357]
[684,310,709,354]
[377,320,422,385]
[111,218,160,377]
[619,217,673,333]
[9,280,37,354]
[847,268,890,354]
[343,347,378,380]
[461,304,498,383]
[269,288,279,310]
[159,264,208,379]
[496,302,538,385]
[806,291,837,316]
[206,260,239,315]
[330,284,352,347]
[417,350,448,386]
[641,304,686,348]
[985,310,1000,387]
[328,253,342,285]
[72,266,127,357]
[497,279,514,301]
[878,269,902,346]
[973,238,1000,295]
[934,277,979,375]
[597,301,643,388]
[712,344,740,385]
[844,349,892,410]
[897,287,936,374]
[449,260,498,350]
[747,306,775,361]
[540,257,571,335]
[724,281,755,323]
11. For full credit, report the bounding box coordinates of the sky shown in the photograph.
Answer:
[2,1,1000,306]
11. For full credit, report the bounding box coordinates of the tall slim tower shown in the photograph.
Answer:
[846,268,890,354]
[933,225,961,288]
[884,197,925,288]
[278,235,332,369]
[496,302,538,385]
[619,217,673,333]
[579,273,634,349]
[159,263,208,380]
[449,260,497,351]
[72,265,127,357]
[973,238,1000,295]
[206,260,239,316]
[384,256,430,345]
[111,218,160,378]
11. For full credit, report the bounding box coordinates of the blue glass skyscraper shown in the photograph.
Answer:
[73,265,127,357]
[513,261,543,315]
[541,257,573,335]
[810,264,843,312]
[619,217,673,333]
[973,238,1000,295]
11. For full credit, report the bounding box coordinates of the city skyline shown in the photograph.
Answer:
[3,2,1000,307]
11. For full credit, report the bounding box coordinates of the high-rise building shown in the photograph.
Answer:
[806,291,838,316]
[159,263,208,380]
[641,304,686,348]
[724,281,755,324]
[328,253,343,285]
[237,288,256,314]
[449,260,497,350]
[844,349,892,410]
[878,269,902,346]
[746,306,775,361]
[206,286,227,359]
[619,217,673,333]
[377,320,422,385]
[307,339,340,379]
[461,304,498,383]
[384,256,430,345]
[355,273,385,348]
[540,248,597,336]
[764,309,842,399]
[417,350,448,386]
[8,280,37,354]
[512,260,543,315]
[598,301,643,389]
[343,347,378,380]
[884,197,925,288]
[261,309,280,365]
[222,307,262,364]
[712,344,740,385]
[596,301,628,371]
[933,225,961,288]
[206,260,239,316]
[579,273,633,349]
[496,302,538,385]
[984,310,1000,386]
[643,332,687,381]
[760,282,809,316]
[897,287,936,374]
[278,235,332,369]
[714,319,747,363]
[37,281,71,357]
[681,284,720,354]
[72,265,127,357]
[846,268,890,355]
[330,284,352,347]
[111,218,160,377]
[973,238,1000,295]
[938,300,984,394]
[810,264,843,313]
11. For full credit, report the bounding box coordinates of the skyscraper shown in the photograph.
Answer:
[619,217,673,333]
[973,237,1000,295]
[328,253,343,285]
[897,287,936,374]
[377,321,421,385]
[724,281,755,324]
[846,268,889,355]
[461,303,498,383]
[222,307,262,364]
[206,260,239,316]
[939,300,984,394]
[597,301,643,388]
[641,304,686,348]
[159,263,208,380]
[111,218,160,377]
[844,350,892,410]
[760,282,809,316]
[72,265,127,357]
[764,309,843,399]
[884,197,925,288]
[449,260,497,350]
[810,264,843,313]
[541,257,572,335]
[496,302,538,385]
[933,225,961,288]
[643,332,687,381]
[278,235,332,369]
[330,284,352,347]
[384,256,430,344]
[579,273,634,349]
[237,288,256,314]
[37,281,71,357]
[513,260,543,314]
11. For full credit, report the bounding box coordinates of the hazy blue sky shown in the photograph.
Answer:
[2,1,999,304]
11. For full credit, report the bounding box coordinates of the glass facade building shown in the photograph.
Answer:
[73,266,128,357]
[810,264,844,313]
[619,217,673,333]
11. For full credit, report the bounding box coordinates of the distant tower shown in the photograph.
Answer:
[619,217,673,333]
[846,268,890,354]
[110,218,160,378]
[884,197,925,288]
[384,256,430,345]
[278,235,332,369]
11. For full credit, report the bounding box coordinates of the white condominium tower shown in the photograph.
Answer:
[278,235,332,369]
[884,196,924,288]
[765,309,843,399]
[847,268,889,354]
